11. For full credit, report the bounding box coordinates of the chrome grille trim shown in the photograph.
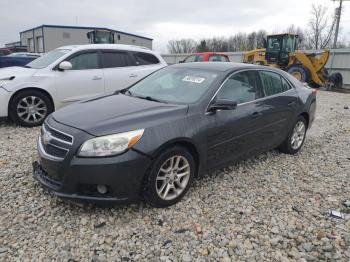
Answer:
[43,122,74,145]
[38,137,66,161]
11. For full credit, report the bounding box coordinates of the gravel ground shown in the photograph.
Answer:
[0,90,349,261]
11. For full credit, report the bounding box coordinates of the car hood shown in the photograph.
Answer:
[0,66,38,79]
[52,93,189,136]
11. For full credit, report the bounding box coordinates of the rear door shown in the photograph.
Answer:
[54,50,104,108]
[258,70,298,147]
[129,51,164,79]
[206,70,265,168]
[101,50,137,92]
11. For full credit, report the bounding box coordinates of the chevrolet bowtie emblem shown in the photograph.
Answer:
[42,132,52,145]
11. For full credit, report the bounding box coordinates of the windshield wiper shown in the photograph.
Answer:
[22,65,32,68]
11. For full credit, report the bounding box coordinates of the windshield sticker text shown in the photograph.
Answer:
[182,76,206,84]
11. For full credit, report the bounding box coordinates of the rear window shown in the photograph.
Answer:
[259,71,289,96]
[102,52,130,68]
[133,52,159,65]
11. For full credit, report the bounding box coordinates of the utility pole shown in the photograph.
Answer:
[332,0,350,48]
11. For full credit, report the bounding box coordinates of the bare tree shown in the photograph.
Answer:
[167,39,197,54]
[307,4,335,49]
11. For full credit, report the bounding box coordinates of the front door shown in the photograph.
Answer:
[54,51,104,109]
[206,70,265,168]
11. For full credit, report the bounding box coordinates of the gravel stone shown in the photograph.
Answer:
[0,90,350,260]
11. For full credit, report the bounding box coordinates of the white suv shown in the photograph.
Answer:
[0,44,167,127]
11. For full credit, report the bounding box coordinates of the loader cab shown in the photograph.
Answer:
[87,30,115,44]
[265,34,298,66]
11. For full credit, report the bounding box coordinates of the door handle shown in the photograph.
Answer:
[288,101,296,106]
[251,111,262,118]
[129,73,138,78]
[92,76,102,80]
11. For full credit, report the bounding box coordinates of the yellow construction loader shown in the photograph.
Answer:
[243,34,343,89]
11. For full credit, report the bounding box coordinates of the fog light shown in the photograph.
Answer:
[97,185,108,194]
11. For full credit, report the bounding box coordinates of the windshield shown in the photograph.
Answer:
[282,36,296,52]
[128,67,220,104]
[26,49,71,69]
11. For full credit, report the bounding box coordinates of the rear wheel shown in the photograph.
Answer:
[279,116,307,154]
[9,90,53,127]
[287,65,311,84]
[143,146,195,207]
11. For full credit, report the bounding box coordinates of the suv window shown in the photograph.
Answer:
[281,77,292,92]
[195,55,204,62]
[102,51,130,68]
[259,71,290,96]
[217,71,259,104]
[209,55,229,62]
[67,52,99,70]
[133,52,159,65]
[184,55,195,63]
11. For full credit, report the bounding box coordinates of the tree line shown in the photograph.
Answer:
[167,4,349,54]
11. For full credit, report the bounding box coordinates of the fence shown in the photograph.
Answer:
[161,49,350,89]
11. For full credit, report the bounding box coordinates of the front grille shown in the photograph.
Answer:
[39,122,73,161]
[43,123,73,144]
[45,144,68,158]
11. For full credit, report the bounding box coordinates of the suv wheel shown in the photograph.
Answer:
[9,90,53,127]
[143,146,195,207]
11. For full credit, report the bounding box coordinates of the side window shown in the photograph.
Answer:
[281,77,292,92]
[195,55,204,62]
[209,55,227,62]
[67,52,99,70]
[133,52,159,65]
[217,71,258,104]
[184,55,195,63]
[102,52,129,68]
[259,71,284,96]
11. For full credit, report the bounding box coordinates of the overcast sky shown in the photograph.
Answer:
[1,0,349,52]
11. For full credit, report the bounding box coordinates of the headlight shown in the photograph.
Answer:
[0,79,10,87]
[78,129,144,157]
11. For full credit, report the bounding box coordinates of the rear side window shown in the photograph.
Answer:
[133,52,159,65]
[67,52,99,70]
[217,71,259,104]
[102,52,130,68]
[259,71,285,96]
[209,55,229,62]
[281,77,292,92]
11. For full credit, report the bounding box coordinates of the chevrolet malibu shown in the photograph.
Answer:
[33,62,316,207]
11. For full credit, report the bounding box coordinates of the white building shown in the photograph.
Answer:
[19,24,153,53]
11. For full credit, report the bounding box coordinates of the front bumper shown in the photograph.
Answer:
[0,87,11,118]
[34,118,152,204]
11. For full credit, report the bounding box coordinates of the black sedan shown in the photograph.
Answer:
[33,62,316,207]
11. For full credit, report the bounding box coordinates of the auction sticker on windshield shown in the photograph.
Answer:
[182,76,206,84]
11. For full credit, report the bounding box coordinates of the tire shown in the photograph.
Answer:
[9,90,53,127]
[334,73,343,89]
[278,116,307,154]
[287,65,311,84]
[143,146,195,208]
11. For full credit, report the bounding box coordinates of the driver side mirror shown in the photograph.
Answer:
[58,61,72,71]
[208,99,237,112]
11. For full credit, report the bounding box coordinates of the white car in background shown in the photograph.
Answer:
[0,44,167,127]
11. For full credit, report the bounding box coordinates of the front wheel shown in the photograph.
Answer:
[9,90,53,127]
[279,116,307,154]
[143,146,195,207]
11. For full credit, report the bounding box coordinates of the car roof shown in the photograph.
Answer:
[57,44,153,53]
[170,62,267,72]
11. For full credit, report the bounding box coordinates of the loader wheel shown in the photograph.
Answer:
[334,73,343,89]
[287,66,311,84]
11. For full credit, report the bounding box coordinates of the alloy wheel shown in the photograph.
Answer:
[155,155,191,201]
[17,96,47,124]
[291,121,306,150]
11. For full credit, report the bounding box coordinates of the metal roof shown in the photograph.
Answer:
[19,24,153,41]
